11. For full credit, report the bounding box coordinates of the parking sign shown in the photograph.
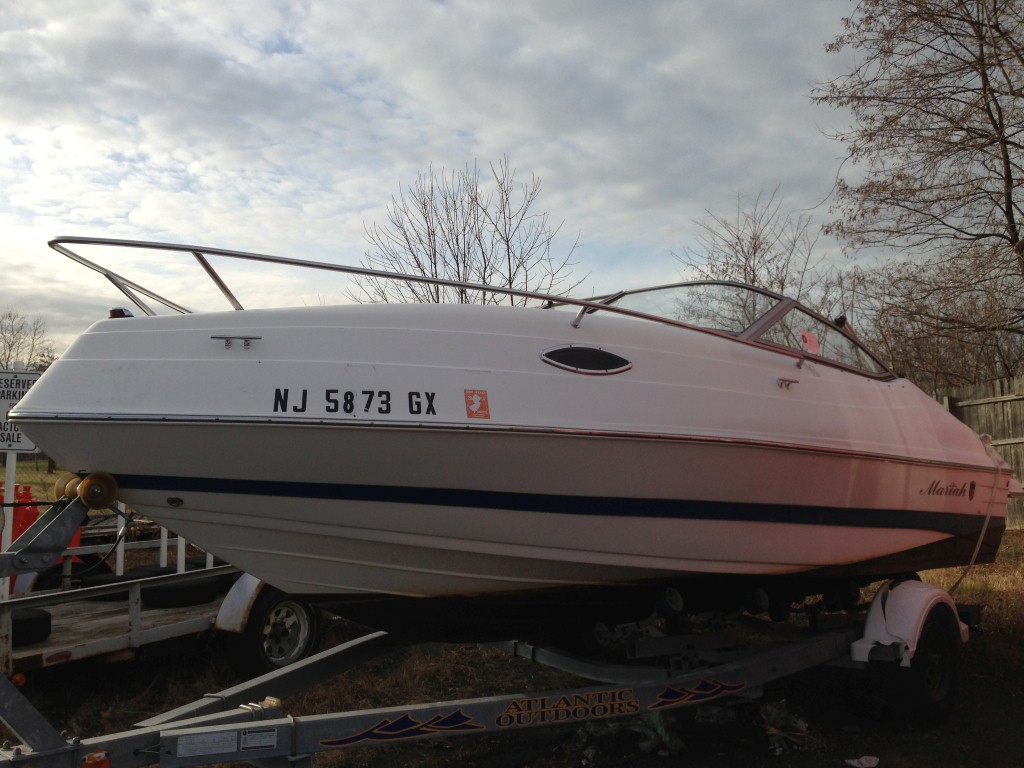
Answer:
[1,370,41,452]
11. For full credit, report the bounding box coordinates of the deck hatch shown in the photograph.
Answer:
[541,345,632,375]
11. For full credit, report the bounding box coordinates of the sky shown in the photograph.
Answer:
[1,0,857,352]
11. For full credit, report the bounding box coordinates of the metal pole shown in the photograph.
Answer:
[116,502,127,576]
[2,452,16,601]
[160,527,168,568]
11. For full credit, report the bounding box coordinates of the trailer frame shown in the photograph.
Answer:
[0,620,868,768]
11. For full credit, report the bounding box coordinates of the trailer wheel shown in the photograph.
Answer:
[231,587,321,673]
[905,605,959,724]
[870,604,959,726]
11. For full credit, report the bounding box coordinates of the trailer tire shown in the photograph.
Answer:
[80,566,174,601]
[34,555,114,591]
[142,576,221,608]
[12,608,52,647]
[80,571,135,601]
[230,587,321,673]
[185,556,239,593]
[905,604,959,724]
[870,603,959,726]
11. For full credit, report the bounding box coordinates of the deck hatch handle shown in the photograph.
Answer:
[211,334,262,350]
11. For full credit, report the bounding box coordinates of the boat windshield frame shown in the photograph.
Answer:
[47,236,895,380]
[595,281,892,377]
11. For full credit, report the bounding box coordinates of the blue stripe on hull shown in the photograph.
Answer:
[115,474,990,538]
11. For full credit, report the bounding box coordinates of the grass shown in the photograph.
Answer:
[926,526,1024,595]
[1,455,63,503]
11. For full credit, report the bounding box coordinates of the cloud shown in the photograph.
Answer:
[0,0,853,350]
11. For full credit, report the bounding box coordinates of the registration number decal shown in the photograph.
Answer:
[272,388,438,416]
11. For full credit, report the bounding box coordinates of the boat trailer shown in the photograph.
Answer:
[0,595,968,768]
[0,623,864,768]
[0,485,973,767]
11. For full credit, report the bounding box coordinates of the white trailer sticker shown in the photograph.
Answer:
[241,728,278,751]
[175,732,237,757]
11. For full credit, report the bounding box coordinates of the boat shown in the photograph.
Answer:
[8,236,1018,640]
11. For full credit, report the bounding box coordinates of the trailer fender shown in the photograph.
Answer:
[215,573,265,633]
[851,579,968,667]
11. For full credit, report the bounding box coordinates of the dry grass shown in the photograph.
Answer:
[924,530,1024,672]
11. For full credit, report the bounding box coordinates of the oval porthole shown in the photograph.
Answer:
[541,345,632,375]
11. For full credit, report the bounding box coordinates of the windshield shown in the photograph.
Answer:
[759,306,889,374]
[608,283,780,333]
[602,282,890,376]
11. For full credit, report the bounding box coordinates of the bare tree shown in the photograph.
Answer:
[855,255,1024,390]
[0,309,56,370]
[348,157,583,304]
[813,0,1024,273]
[673,188,862,322]
[811,0,1024,388]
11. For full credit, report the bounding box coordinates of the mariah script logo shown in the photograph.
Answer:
[920,480,976,500]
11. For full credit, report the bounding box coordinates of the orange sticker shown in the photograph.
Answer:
[464,390,490,419]
[799,330,820,355]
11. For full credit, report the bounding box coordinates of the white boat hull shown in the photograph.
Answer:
[11,258,1015,633]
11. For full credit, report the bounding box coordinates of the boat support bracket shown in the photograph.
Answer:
[0,498,90,578]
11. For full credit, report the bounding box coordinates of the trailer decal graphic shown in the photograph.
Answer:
[649,679,747,709]
[320,709,485,747]
[495,689,639,727]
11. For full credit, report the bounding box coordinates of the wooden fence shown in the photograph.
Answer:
[940,377,1024,528]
